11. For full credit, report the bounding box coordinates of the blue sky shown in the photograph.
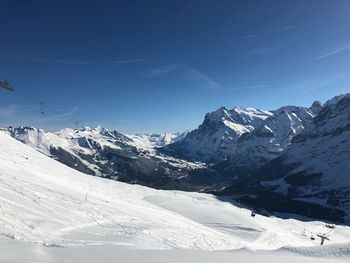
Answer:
[1,0,350,133]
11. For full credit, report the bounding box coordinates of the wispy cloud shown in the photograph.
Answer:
[275,25,297,33]
[247,47,272,56]
[1,104,78,119]
[221,85,269,91]
[290,73,350,96]
[148,64,221,89]
[313,45,350,61]
[108,58,148,64]
[240,34,256,39]
[187,68,221,89]
[28,57,148,65]
[0,104,80,131]
[149,64,269,91]
[148,64,180,77]
[0,104,20,118]
[32,106,79,123]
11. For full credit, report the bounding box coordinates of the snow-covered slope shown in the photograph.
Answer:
[163,107,272,162]
[1,131,349,254]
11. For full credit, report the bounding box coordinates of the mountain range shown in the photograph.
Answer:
[4,93,350,223]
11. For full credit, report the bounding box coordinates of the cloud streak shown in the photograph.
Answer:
[290,73,350,96]
[0,105,20,118]
[0,104,79,121]
[148,64,221,89]
[187,68,221,89]
[275,25,297,33]
[32,106,80,123]
[221,85,269,91]
[313,45,350,61]
[148,64,270,91]
[240,34,256,39]
[28,57,148,65]
[148,64,180,77]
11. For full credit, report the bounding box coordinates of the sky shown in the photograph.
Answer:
[0,0,350,133]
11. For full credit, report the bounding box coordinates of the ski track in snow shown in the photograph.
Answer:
[0,131,350,261]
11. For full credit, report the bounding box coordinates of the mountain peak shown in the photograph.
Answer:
[325,92,350,106]
[309,100,323,115]
[77,125,108,134]
[93,124,106,134]
[206,106,230,121]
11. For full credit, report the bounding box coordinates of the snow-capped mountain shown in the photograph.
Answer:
[130,131,188,149]
[224,93,350,223]
[4,93,350,222]
[223,105,317,178]
[163,103,320,183]
[163,107,272,162]
[3,125,205,189]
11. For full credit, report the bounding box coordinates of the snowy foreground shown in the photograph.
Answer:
[0,132,349,262]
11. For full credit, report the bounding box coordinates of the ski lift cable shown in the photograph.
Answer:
[14,88,63,115]
[1,80,69,115]
[1,80,86,129]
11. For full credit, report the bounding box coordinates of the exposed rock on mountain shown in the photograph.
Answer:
[223,94,350,223]
[163,107,272,162]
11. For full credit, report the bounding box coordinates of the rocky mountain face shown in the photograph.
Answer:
[162,107,272,162]
[221,105,316,178]
[223,94,350,223]
[162,94,350,222]
[164,103,319,182]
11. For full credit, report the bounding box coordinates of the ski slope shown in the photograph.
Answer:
[0,131,350,262]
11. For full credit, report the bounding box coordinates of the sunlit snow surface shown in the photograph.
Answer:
[0,131,349,262]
